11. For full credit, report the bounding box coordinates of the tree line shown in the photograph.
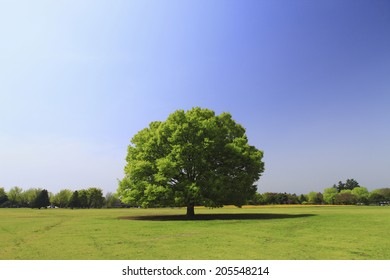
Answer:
[1,179,389,209]
[0,186,122,209]
[249,179,390,206]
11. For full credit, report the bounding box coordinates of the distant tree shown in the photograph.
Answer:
[335,190,357,205]
[78,190,89,208]
[0,187,5,196]
[105,192,121,208]
[7,186,23,206]
[21,188,42,207]
[368,190,385,205]
[371,194,385,204]
[323,188,338,204]
[298,194,307,204]
[277,193,289,204]
[345,179,360,190]
[333,179,360,192]
[247,192,262,205]
[252,192,299,205]
[51,189,72,208]
[118,107,264,218]
[307,192,323,204]
[375,188,390,201]
[88,188,104,208]
[69,191,81,209]
[262,193,279,204]
[32,189,50,209]
[0,187,9,206]
[351,187,369,204]
[286,193,299,204]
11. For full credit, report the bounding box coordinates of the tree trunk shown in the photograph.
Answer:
[186,205,195,219]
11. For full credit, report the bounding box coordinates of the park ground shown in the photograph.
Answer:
[0,205,389,260]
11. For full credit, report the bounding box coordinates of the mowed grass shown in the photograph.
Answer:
[0,206,389,260]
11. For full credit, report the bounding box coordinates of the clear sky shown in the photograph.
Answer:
[1,0,389,195]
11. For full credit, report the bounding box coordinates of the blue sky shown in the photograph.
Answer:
[1,0,389,195]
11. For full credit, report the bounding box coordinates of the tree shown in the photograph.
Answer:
[51,189,72,208]
[351,187,369,204]
[78,190,89,208]
[335,190,357,205]
[0,187,9,206]
[307,192,323,204]
[118,107,264,218]
[369,190,386,205]
[105,192,121,208]
[298,194,307,204]
[7,186,23,207]
[262,193,279,204]
[323,187,338,204]
[21,188,42,207]
[375,188,390,201]
[87,187,104,208]
[333,179,360,192]
[69,191,81,209]
[32,189,50,209]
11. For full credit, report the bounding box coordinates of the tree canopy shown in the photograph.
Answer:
[118,107,264,217]
[333,179,360,192]
[32,189,50,209]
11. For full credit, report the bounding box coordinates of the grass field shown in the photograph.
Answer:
[0,206,389,260]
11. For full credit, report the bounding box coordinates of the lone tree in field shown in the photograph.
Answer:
[118,107,264,218]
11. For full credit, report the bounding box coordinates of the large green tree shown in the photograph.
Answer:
[118,107,264,217]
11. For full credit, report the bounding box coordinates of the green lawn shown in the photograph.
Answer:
[0,206,389,260]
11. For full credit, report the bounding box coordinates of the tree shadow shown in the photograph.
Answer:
[120,213,316,221]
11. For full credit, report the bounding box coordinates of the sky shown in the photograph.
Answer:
[1,0,389,195]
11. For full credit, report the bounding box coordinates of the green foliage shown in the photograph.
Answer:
[7,186,23,206]
[0,187,6,198]
[69,191,81,209]
[373,188,390,201]
[248,192,264,205]
[325,179,365,205]
[118,107,264,216]
[51,189,72,208]
[0,187,9,206]
[335,190,357,205]
[21,188,42,207]
[105,192,121,208]
[351,187,369,204]
[32,189,50,209]
[78,190,89,208]
[333,179,360,192]
[323,188,338,204]
[368,189,390,205]
[298,194,307,204]
[64,188,105,209]
[260,192,299,204]
[307,192,324,204]
[87,188,104,208]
